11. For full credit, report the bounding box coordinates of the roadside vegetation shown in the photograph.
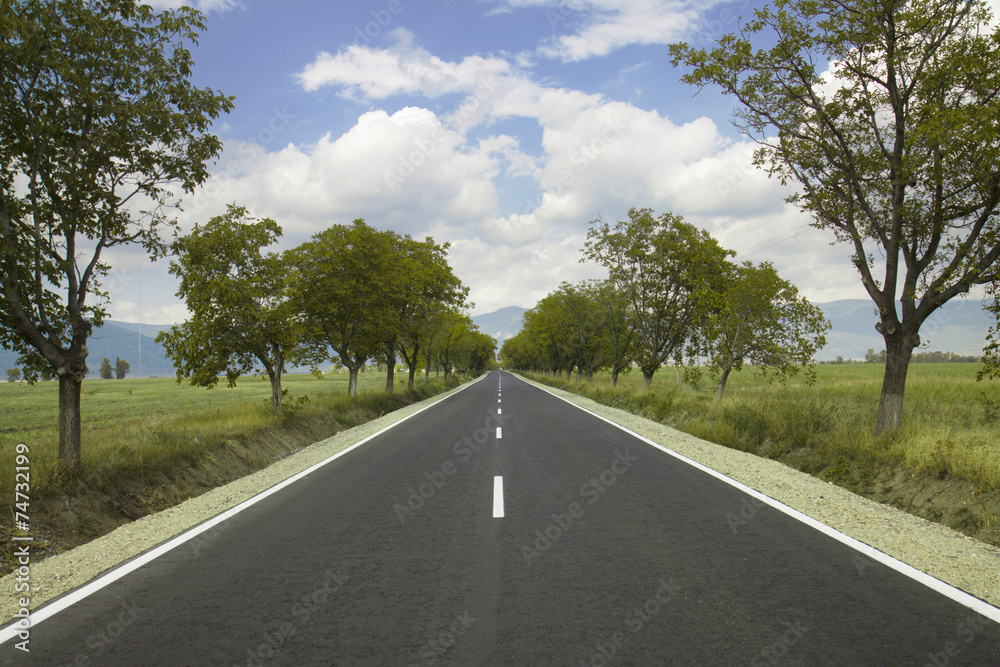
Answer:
[523,363,1000,545]
[0,372,461,500]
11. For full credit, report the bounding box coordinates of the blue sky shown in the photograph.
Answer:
[105,0,885,324]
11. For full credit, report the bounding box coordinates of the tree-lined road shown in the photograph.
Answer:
[3,370,999,665]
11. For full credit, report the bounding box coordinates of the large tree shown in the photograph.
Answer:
[700,260,830,400]
[0,0,232,471]
[385,233,467,392]
[156,205,299,414]
[584,208,734,390]
[671,0,1000,432]
[287,220,395,396]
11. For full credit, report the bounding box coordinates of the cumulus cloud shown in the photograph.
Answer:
[491,0,727,61]
[297,28,512,98]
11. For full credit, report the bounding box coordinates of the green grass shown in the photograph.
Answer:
[0,370,462,499]
[527,363,1000,493]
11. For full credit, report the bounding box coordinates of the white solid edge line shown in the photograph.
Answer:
[493,476,504,518]
[0,373,491,644]
[521,375,1000,625]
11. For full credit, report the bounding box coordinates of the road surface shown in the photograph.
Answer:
[2,370,999,665]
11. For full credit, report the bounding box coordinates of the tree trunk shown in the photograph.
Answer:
[58,372,83,473]
[385,344,395,394]
[348,365,359,397]
[715,365,732,401]
[408,365,416,390]
[875,331,917,435]
[575,367,582,383]
[264,348,284,415]
[640,367,655,391]
[611,367,620,387]
[268,370,283,415]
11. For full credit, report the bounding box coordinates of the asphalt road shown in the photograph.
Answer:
[2,370,999,665]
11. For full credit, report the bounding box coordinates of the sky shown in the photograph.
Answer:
[98,0,994,324]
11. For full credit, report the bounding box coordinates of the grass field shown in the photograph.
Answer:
[0,370,459,501]
[526,363,1000,493]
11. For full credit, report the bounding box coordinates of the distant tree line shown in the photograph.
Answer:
[823,350,983,365]
[156,205,496,415]
[500,208,830,400]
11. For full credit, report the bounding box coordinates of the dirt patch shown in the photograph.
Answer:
[0,413,345,575]
[856,468,1000,548]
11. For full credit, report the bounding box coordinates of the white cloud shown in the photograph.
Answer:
[297,28,512,99]
[180,105,525,243]
[492,0,727,61]
[165,29,866,325]
[145,0,242,13]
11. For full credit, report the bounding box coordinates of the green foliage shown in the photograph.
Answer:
[701,260,830,399]
[0,0,232,469]
[583,208,734,388]
[99,357,114,380]
[286,219,392,396]
[388,233,469,390]
[670,0,1000,433]
[115,357,130,380]
[157,204,297,414]
[5,368,21,383]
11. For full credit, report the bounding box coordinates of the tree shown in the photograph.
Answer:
[157,205,298,414]
[592,280,637,386]
[99,357,114,379]
[6,368,21,383]
[980,282,1000,380]
[287,220,395,397]
[387,234,467,392]
[584,208,734,390]
[700,260,830,400]
[670,0,1000,433]
[0,0,232,471]
[115,357,130,380]
[522,293,576,380]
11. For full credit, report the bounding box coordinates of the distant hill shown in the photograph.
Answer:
[472,306,528,343]
[0,320,177,379]
[816,298,992,360]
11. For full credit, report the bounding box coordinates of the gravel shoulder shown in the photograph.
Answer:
[3,371,998,628]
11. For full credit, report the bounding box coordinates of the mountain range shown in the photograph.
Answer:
[0,299,993,378]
